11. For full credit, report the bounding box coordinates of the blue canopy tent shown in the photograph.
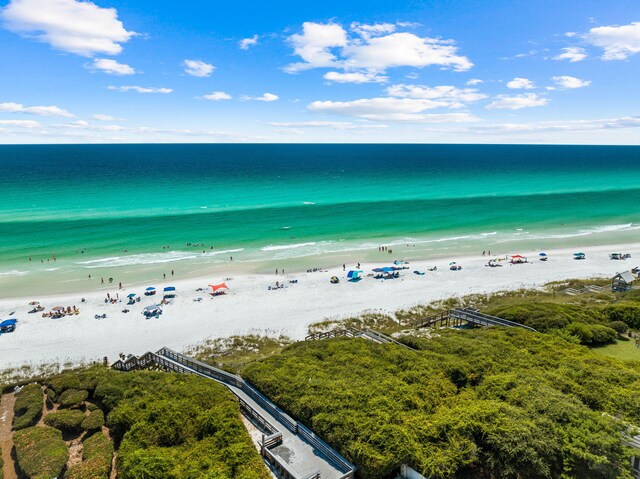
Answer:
[573,252,586,260]
[144,287,156,296]
[0,318,17,333]
[127,293,136,298]
[163,286,176,298]
[373,267,395,273]
[347,270,363,282]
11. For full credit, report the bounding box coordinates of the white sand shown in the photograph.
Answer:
[0,242,637,369]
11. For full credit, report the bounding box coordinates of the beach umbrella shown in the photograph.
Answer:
[372,268,384,272]
[347,270,363,278]
[539,253,547,257]
[127,293,136,298]
[209,283,229,293]
[449,262,457,265]
[145,287,155,291]
[52,306,64,311]
[28,301,39,305]
[573,252,585,256]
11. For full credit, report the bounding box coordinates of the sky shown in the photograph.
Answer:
[0,0,639,144]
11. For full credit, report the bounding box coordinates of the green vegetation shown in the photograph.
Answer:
[44,409,86,433]
[12,384,42,430]
[81,408,104,431]
[13,426,68,479]
[65,432,113,479]
[58,388,89,408]
[2,366,269,479]
[102,371,269,479]
[244,329,640,479]
[188,333,293,373]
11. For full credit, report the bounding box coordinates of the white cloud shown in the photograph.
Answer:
[1,0,135,56]
[183,59,215,77]
[107,85,172,94]
[243,93,279,102]
[90,58,135,75]
[506,77,535,89]
[270,121,387,130]
[583,22,640,60]
[203,91,232,101]
[275,128,304,135]
[553,47,587,62]
[0,101,73,117]
[286,22,348,72]
[386,84,487,103]
[239,34,258,50]
[285,21,472,74]
[349,22,396,39]
[341,32,472,72]
[307,97,479,122]
[323,71,388,83]
[466,78,483,85]
[92,114,123,121]
[486,93,548,110]
[552,75,591,89]
[0,119,41,128]
[470,116,640,133]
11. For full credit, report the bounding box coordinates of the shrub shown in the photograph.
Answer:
[565,323,618,346]
[603,302,640,329]
[487,302,598,332]
[81,409,104,431]
[86,402,100,411]
[243,330,639,479]
[12,384,43,430]
[58,389,88,408]
[13,426,68,479]
[607,320,629,334]
[44,409,86,433]
[64,433,113,479]
[45,388,56,409]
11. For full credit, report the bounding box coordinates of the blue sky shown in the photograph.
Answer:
[0,0,639,144]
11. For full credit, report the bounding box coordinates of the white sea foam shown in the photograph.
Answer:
[261,242,317,252]
[76,251,198,268]
[0,270,29,277]
[203,248,244,257]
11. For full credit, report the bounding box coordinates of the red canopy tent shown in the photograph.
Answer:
[209,283,229,294]
[510,255,528,264]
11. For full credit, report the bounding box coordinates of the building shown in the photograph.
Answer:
[612,271,636,293]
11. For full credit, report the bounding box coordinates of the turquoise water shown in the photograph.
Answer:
[1,144,639,295]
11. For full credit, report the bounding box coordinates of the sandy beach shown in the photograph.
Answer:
[0,242,637,369]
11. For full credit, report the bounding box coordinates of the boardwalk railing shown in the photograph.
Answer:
[450,308,537,332]
[561,284,607,295]
[113,347,356,479]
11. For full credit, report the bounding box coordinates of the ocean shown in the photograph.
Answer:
[1,144,639,296]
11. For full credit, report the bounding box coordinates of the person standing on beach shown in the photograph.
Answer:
[276,269,278,275]
[119,282,122,289]
[163,273,166,279]
[343,264,346,271]
[171,270,174,277]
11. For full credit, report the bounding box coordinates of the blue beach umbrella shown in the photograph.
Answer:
[127,293,136,298]
[539,253,547,257]
[146,287,155,291]
[347,270,363,278]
